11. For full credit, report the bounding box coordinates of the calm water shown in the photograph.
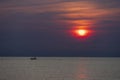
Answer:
[0,57,120,80]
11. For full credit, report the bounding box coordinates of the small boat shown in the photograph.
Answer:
[30,57,37,60]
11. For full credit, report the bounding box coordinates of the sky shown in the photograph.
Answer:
[0,0,120,57]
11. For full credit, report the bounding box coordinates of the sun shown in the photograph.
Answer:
[76,29,88,36]
[70,28,92,39]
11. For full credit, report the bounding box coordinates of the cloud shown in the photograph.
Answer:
[0,0,120,31]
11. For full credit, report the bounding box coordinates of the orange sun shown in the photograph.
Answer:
[77,29,87,36]
[76,29,88,36]
[70,27,92,39]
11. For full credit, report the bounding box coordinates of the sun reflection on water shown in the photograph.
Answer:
[76,61,89,80]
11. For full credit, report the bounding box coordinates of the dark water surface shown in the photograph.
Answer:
[0,57,120,80]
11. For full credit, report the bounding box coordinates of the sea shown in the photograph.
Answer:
[0,57,120,80]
